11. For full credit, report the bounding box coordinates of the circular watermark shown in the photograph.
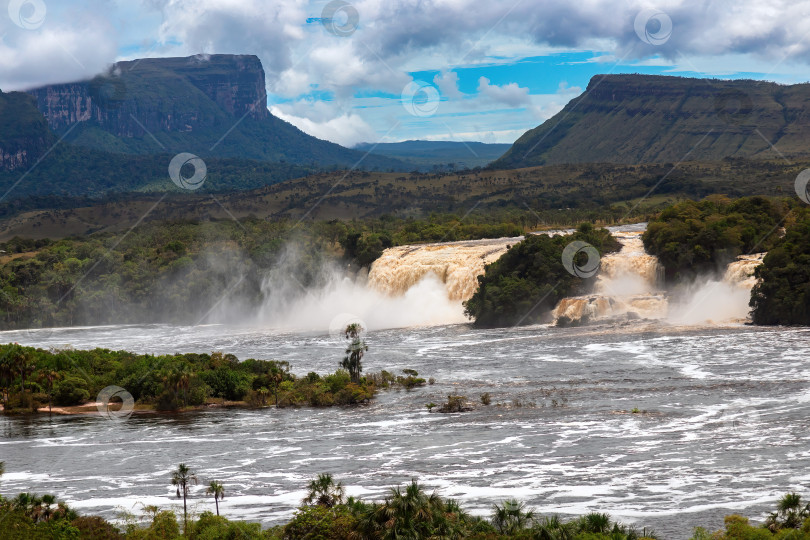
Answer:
[96,385,135,421]
[401,81,440,117]
[634,9,672,46]
[329,312,366,343]
[169,153,207,191]
[321,0,359,37]
[8,0,46,30]
[714,89,753,125]
[795,168,810,205]
[89,70,127,111]
[562,241,601,278]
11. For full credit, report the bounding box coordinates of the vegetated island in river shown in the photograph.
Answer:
[2,461,810,539]
[0,325,428,415]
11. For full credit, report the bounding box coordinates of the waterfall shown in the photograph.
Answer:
[552,228,668,324]
[666,253,767,325]
[367,237,521,301]
[265,226,767,332]
[723,253,766,289]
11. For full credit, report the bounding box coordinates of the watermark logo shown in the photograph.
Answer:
[329,312,366,343]
[89,69,128,111]
[634,9,672,46]
[169,153,207,191]
[562,241,601,278]
[8,0,46,30]
[321,0,359,37]
[96,385,135,421]
[795,168,810,205]
[714,89,753,125]
[401,81,440,117]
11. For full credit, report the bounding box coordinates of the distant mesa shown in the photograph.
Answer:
[492,74,810,169]
[23,54,403,170]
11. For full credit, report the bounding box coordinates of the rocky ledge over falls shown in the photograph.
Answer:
[27,54,269,137]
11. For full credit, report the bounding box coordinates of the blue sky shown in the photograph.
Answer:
[2,0,809,146]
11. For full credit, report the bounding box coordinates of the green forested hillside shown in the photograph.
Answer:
[26,54,405,171]
[493,75,810,169]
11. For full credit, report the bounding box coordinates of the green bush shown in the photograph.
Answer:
[53,376,90,406]
[192,512,264,539]
[283,505,359,540]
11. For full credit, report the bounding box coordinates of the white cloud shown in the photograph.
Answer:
[270,104,377,147]
[433,71,463,99]
[477,77,531,108]
[0,3,118,90]
[5,0,810,145]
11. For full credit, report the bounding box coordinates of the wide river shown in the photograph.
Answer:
[1,321,809,538]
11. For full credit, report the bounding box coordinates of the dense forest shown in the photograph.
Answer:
[750,207,810,325]
[0,215,523,330]
[642,196,790,282]
[2,462,810,539]
[463,224,621,327]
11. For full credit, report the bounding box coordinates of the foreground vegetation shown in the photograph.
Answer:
[0,326,426,413]
[4,460,810,539]
[464,223,621,327]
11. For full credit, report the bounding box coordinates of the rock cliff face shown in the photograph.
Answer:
[28,54,268,137]
[23,54,402,169]
[0,91,53,171]
[493,74,810,168]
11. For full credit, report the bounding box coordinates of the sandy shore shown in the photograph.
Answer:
[1,400,252,416]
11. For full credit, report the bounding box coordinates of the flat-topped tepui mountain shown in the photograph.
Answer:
[0,90,53,171]
[25,54,403,170]
[493,74,810,169]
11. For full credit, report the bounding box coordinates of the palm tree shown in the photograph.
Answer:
[766,492,810,531]
[37,369,61,414]
[341,323,368,384]
[171,463,198,530]
[491,499,535,535]
[358,479,449,539]
[206,481,225,516]
[579,512,611,534]
[177,365,192,408]
[303,473,345,507]
[0,354,13,409]
[6,346,35,406]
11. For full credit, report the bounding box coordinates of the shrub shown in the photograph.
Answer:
[282,505,358,540]
[53,376,90,406]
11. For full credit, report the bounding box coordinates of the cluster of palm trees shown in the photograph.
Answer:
[169,463,225,531]
[8,492,76,523]
[300,474,658,540]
